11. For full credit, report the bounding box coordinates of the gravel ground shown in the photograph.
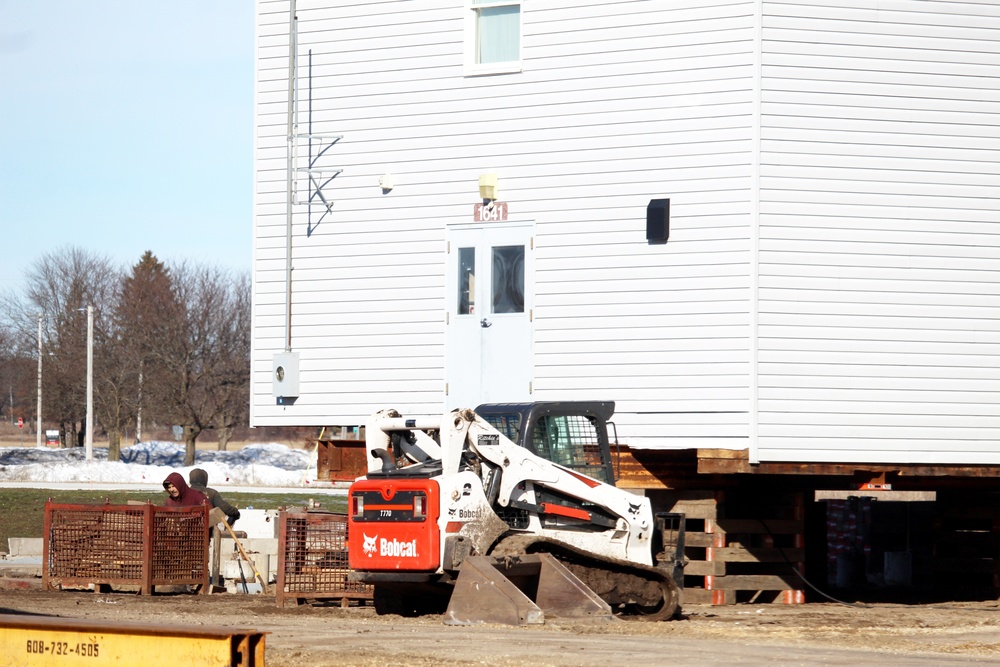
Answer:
[3,587,1000,666]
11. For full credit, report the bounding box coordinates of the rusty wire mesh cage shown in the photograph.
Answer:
[43,501,210,594]
[150,507,211,584]
[276,509,373,607]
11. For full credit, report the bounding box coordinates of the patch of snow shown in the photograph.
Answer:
[0,442,316,488]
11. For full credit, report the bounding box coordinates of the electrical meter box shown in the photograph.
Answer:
[272,351,300,400]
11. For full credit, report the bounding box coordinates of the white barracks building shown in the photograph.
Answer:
[251,0,1000,470]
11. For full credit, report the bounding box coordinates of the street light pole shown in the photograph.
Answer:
[36,313,42,449]
[85,305,93,461]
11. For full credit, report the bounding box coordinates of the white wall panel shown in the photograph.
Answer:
[756,0,1000,464]
[252,0,756,441]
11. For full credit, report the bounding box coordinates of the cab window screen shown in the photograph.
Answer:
[532,415,609,483]
[482,413,520,442]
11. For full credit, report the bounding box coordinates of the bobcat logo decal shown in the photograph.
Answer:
[362,533,378,557]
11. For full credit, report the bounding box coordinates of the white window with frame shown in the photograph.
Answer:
[465,0,522,76]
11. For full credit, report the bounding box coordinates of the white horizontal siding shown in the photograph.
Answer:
[755,0,1000,464]
[251,0,1000,466]
[527,0,755,449]
[252,0,756,441]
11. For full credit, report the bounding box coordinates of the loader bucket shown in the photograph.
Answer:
[443,553,612,626]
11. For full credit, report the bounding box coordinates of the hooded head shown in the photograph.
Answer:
[163,471,189,500]
[189,468,209,489]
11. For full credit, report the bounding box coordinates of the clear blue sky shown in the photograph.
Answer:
[0,1,254,290]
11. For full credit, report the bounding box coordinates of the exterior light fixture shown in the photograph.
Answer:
[478,173,498,202]
[379,173,394,193]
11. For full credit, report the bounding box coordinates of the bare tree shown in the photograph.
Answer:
[0,324,35,428]
[1,247,121,448]
[145,263,251,465]
[1,249,251,461]
[0,325,16,421]
[212,272,251,451]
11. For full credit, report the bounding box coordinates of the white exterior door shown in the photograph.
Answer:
[446,223,533,410]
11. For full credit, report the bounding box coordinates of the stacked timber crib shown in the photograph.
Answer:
[652,489,806,604]
[276,509,373,607]
[43,501,210,594]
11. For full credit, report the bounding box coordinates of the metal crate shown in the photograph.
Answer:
[276,510,373,607]
[43,501,210,594]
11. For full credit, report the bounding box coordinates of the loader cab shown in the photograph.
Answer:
[474,401,617,484]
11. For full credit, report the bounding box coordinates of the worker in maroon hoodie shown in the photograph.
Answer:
[162,471,209,507]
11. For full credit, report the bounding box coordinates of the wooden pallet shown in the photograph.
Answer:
[653,490,805,605]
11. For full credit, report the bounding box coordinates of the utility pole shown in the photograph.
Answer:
[36,313,42,448]
[85,305,93,461]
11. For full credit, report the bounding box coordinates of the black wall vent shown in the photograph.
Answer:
[647,198,670,244]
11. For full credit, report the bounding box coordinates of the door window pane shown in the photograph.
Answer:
[492,245,524,314]
[458,247,476,315]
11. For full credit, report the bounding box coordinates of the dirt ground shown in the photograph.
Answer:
[3,588,1000,667]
